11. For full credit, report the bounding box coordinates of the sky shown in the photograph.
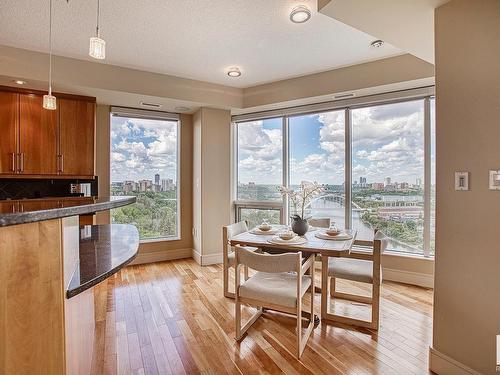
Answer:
[238,99,434,186]
[110,116,178,183]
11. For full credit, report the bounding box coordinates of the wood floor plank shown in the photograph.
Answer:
[92,258,433,375]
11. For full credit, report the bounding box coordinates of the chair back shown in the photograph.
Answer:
[308,218,330,228]
[226,221,248,239]
[373,229,389,254]
[235,245,300,274]
[223,221,249,254]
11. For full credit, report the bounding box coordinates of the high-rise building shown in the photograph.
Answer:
[155,173,160,185]
[161,178,174,191]
[384,177,392,187]
[416,177,422,187]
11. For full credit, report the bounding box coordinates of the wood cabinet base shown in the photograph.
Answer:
[0,217,95,375]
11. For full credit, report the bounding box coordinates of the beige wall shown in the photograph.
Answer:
[432,1,500,374]
[192,108,232,265]
[95,106,193,261]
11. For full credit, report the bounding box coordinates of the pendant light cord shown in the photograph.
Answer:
[96,0,100,37]
[48,0,53,95]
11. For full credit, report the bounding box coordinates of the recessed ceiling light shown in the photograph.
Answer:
[227,67,241,77]
[290,5,311,23]
[175,106,191,112]
[13,80,27,85]
[371,40,384,48]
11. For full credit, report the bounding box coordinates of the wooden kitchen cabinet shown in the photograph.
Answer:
[19,93,58,175]
[58,98,95,176]
[0,86,95,178]
[0,91,18,174]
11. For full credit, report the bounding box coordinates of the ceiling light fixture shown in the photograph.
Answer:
[13,80,27,85]
[89,0,106,59]
[227,67,241,77]
[371,40,384,48]
[43,0,56,110]
[290,5,311,23]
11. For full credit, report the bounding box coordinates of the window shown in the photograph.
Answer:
[110,108,180,241]
[234,89,436,257]
[352,100,425,254]
[237,118,283,201]
[289,110,346,226]
[430,98,436,255]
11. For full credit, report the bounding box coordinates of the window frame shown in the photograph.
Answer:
[109,106,182,243]
[232,87,435,257]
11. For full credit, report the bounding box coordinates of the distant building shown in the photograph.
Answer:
[372,182,385,190]
[161,178,174,191]
[384,177,392,187]
[416,177,422,188]
[138,180,153,192]
[155,174,160,185]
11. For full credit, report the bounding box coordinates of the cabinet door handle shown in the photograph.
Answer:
[60,154,64,173]
[18,153,24,172]
[11,153,16,172]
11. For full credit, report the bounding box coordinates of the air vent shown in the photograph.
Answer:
[333,93,356,100]
[140,101,162,108]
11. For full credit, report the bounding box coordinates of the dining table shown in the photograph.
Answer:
[229,226,358,325]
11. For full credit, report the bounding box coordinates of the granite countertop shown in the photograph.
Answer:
[67,224,139,298]
[0,196,136,227]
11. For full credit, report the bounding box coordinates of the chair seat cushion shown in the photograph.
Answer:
[239,272,311,308]
[328,258,373,283]
[228,246,258,267]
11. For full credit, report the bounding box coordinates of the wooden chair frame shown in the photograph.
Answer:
[321,238,382,330]
[235,249,315,358]
[223,222,252,299]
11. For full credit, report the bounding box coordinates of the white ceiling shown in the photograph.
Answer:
[0,0,402,88]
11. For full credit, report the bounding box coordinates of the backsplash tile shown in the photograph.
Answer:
[0,177,98,200]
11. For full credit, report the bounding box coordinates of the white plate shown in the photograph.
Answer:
[250,227,280,235]
[315,232,353,241]
[268,236,307,245]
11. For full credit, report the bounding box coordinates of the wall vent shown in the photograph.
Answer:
[333,93,356,100]
[140,101,162,108]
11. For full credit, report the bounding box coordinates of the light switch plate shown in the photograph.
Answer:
[489,170,500,190]
[455,171,469,191]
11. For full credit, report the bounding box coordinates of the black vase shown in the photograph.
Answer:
[291,217,309,236]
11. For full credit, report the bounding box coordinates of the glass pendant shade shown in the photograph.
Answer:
[89,36,106,59]
[43,94,57,110]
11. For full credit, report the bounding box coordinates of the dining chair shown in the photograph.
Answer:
[234,246,315,358]
[307,217,330,228]
[222,221,260,298]
[321,230,387,330]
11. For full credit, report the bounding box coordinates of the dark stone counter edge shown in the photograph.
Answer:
[66,248,138,299]
[0,196,136,227]
[66,224,139,299]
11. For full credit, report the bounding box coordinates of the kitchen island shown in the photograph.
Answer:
[0,196,138,375]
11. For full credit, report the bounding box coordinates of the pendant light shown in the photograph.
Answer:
[43,0,57,110]
[89,0,105,59]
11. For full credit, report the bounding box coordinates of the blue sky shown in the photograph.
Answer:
[238,99,430,186]
[110,116,178,183]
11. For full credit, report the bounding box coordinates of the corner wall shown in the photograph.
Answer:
[432,1,500,374]
[192,108,232,265]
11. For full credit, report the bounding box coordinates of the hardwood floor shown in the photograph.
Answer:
[91,258,433,375]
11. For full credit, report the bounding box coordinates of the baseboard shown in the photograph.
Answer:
[382,267,434,288]
[429,347,483,375]
[130,248,192,265]
[191,249,223,266]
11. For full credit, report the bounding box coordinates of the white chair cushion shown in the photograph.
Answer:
[328,258,374,283]
[239,272,311,308]
[227,246,258,267]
